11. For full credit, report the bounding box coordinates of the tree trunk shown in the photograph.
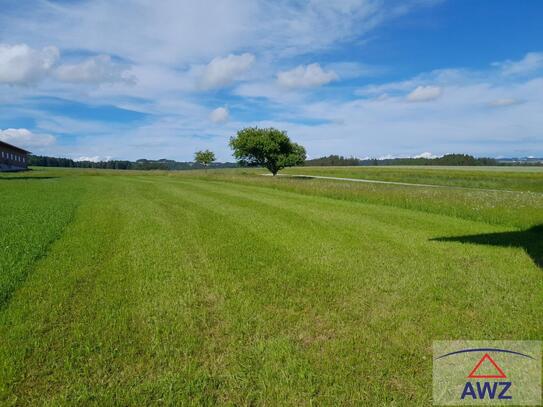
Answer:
[267,163,278,176]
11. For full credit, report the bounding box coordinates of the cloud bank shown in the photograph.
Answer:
[0,128,56,148]
[0,44,59,84]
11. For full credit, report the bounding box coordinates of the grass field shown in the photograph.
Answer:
[1,167,542,405]
[281,165,543,192]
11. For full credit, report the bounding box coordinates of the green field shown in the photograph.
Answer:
[282,165,543,192]
[1,167,542,405]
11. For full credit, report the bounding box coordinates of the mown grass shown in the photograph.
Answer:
[0,168,541,405]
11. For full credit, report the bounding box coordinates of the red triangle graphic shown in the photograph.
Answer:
[467,353,507,379]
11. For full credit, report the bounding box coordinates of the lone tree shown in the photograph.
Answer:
[229,127,306,176]
[194,149,216,171]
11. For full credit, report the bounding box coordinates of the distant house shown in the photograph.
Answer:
[0,141,30,171]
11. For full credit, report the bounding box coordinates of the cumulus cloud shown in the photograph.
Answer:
[0,43,132,86]
[199,53,255,90]
[406,85,442,102]
[495,52,543,76]
[277,63,338,89]
[413,152,439,159]
[0,128,55,148]
[488,98,521,107]
[0,43,59,84]
[55,55,134,84]
[209,107,229,123]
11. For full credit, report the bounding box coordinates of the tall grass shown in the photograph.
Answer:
[0,176,85,306]
[191,171,543,230]
[282,165,543,192]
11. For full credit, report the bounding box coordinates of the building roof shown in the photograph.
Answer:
[0,140,31,154]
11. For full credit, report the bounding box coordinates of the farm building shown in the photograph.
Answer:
[0,140,30,171]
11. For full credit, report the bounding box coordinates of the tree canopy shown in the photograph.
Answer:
[306,155,362,166]
[194,150,216,167]
[229,127,306,175]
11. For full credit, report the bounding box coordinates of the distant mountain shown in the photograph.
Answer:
[306,154,543,167]
[496,157,543,163]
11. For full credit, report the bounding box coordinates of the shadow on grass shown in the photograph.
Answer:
[290,175,315,180]
[432,225,543,269]
[0,176,58,181]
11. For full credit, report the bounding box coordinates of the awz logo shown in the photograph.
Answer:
[461,380,511,401]
[460,353,511,400]
[432,341,541,406]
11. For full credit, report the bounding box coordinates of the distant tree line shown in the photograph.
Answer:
[305,155,362,166]
[307,154,500,166]
[29,150,539,172]
[368,154,498,166]
[29,156,237,170]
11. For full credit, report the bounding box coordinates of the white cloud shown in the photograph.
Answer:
[0,128,56,148]
[0,43,132,87]
[488,98,520,107]
[199,53,255,90]
[413,152,439,159]
[277,63,338,89]
[209,106,229,123]
[76,155,111,162]
[0,43,59,84]
[55,55,134,84]
[495,52,543,76]
[406,85,442,102]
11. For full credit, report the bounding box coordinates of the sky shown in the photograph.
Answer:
[0,0,542,161]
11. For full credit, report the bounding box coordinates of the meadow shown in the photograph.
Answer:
[281,165,543,192]
[0,166,542,405]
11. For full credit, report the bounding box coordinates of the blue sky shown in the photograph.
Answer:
[1,0,542,161]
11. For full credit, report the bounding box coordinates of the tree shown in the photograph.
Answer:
[194,149,216,171]
[229,127,306,175]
